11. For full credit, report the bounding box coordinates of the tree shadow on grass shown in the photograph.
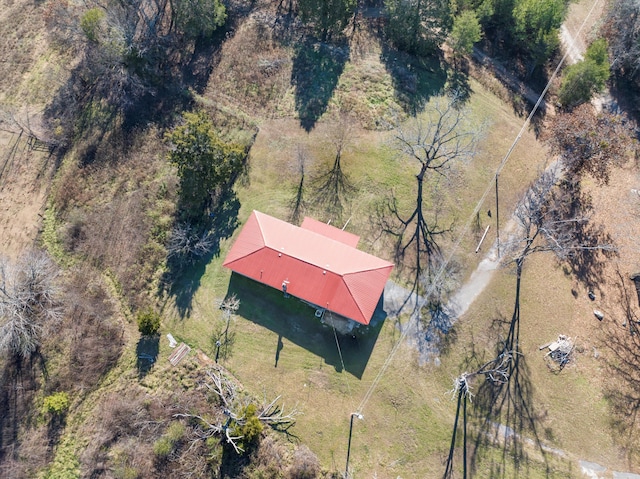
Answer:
[380,45,447,115]
[291,39,350,131]
[446,60,472,105]
[43,0,255,164]
[311,151,355,223]
[556,180,617,295]
[162,190,241,318]
[601,270,640,468]
[0,354,42,464]
[225,273,385,379]
[469,268,553,478]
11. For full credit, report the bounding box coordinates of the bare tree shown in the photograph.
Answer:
[505,166,615,269]
[444,350,518,479]
[0,250,62,359]
[167,223,216,261]
[212,295,240,361]
[380,94,481,295]
[176,368,299,454]
[500,165,614,370]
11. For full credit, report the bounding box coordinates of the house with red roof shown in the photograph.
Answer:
[223,211,394,325]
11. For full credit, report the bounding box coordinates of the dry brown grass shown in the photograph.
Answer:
[51,127,177,311]
[443,155,640,475]
[206,12,295,119]
[70,362,326,479]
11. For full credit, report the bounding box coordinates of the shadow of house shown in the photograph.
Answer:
[226,273,385,379]
[291,39,350,131]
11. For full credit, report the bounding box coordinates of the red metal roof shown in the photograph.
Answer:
[223,211,394,325]
[300,217,360,248]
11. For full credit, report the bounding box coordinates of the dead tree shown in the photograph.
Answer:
[444,350,517,479]
[167,223,216,261]
[506,166,615,295]
[498,166,615,357]
[212,295,240,362]
[381,94,481,298]
[0,250,62,360]
[176,368,299,454]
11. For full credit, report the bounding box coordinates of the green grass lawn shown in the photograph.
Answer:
[157,65,572,477]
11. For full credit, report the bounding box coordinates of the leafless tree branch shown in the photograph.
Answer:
[0,250,62,359]
[167,223,216,260]
[449,350,518,401]
[176,368,299,455]
[505,166,616,267]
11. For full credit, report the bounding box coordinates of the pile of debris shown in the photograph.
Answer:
[541,335,575,370]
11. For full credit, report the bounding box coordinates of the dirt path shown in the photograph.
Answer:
[445,234,502,318]
[0,129,53,258]
[449,0,602,330]
[560,25,585,64]
[471,48,548,108]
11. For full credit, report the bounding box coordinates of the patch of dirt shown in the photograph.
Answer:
[563,0,606,49]
[0,131,54,258]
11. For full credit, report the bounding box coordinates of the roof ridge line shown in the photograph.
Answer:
[343,280,365,324]
[341,263,395,276]
[253,210,267,246]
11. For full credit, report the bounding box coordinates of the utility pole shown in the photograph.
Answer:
[345,412,363,478]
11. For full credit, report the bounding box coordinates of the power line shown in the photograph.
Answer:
[354,0,603,417]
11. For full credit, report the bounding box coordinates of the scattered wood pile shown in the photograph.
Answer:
[540,335,574,371]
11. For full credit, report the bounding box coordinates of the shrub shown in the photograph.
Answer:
[113,465,139,479]
[233,403,263,452]
[205,436,223,468]
[153,437,172,458]
[287,445,320,479]
[43,392,70,416]
[153,421,185,459]
[559,38,610,108]
[80,8,105,43]
[137,309,161,336]
[165,421,186,442]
